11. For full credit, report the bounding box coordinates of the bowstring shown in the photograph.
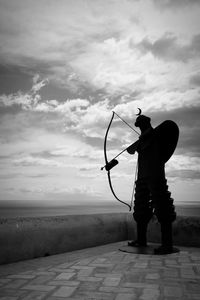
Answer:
[113,111,140,136]
[112,111,140,211]
[130,156,138,211]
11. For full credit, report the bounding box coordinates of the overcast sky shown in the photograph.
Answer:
[0,0,200,208]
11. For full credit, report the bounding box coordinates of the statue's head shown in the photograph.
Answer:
[135,115,151,127]
[135,115,151,130]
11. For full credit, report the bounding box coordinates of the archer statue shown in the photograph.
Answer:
[102,109,179,255]
[126,111,179,254]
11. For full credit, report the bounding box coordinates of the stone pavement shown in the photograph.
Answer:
[0,241,200,300]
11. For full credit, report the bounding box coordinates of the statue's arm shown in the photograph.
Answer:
[127,140,139,154]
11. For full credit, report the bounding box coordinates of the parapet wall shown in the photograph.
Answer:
[0,213,128,265]
[0,213,200,264]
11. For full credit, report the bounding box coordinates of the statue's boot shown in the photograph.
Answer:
[128,222,148,247]
[154,222,179,254]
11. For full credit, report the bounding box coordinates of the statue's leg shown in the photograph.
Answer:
[149,177,177,254]
[128,178,153,247]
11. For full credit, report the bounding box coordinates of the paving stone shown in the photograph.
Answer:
[145,272,160,280]
[99,286,136,294]
[48,280,80,286]
[30,271,56,276]
[188,294,200,299]
[0,279,11,286]
[71,266,94,270]
[52,286,77,297]
[54,272,75,280]
[77,276,103,282]
[0,297,19,300]
[103,276,121,286]
[0,289,27,297]
[186,282,200,292]
[21,290,47,299]
[1,242,200,300]
[78,281,100,291]
[75,291,115,299]
[7,275,36,279]
[21,284,56,292]
[115,293,136,300]
[94,272,122,278]
[140,287,160,300]
[165,259,178,266]
[163,286,183,297]
[27,275,56,285]
[123,282,159,289]
[134,262,148,268]
[4,279,28,289]
[163,269,179,278]
[78,268,94,276]
[48,297,82,300]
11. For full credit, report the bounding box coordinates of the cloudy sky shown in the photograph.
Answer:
[0,0,200,209]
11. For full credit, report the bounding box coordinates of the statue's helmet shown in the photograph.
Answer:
[135,115,151,127]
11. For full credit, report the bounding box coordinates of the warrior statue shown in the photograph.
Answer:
[127,112,179,254]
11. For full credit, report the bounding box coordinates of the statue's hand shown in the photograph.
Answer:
[127,140,139,154]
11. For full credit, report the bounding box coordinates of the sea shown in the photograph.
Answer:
[1,202,200,219]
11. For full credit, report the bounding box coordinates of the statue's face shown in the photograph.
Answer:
[135,115,151,128]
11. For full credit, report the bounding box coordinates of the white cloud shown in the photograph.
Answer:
[0,74,48,109]
[0,92,40,109]
[31,74,49,94]
[166,154,200,181]
[0,0,199,95]
[13,156,64,168]
[0,0,200,203]
[167,154,200,172]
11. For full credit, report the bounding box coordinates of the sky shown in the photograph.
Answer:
[0,0,200,209]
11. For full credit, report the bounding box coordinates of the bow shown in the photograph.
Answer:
[102,111,139,211]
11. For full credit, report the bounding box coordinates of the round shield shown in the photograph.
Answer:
[154,120,179,163]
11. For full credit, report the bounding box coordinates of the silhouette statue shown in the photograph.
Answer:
[127,113,179,254]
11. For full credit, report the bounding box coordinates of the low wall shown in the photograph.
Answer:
[1,213,200,264]
[0,213,128,265]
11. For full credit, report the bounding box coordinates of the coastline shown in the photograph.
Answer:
[1,203,200,219]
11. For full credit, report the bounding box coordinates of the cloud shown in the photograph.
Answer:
[1,0,200,98]
[1,75,199,145]
[166,154,200,180]
[0,92,40,109]
[13,156,64,167]
[189,72,200,87]
[168,169,200,180]
[69,36,147,95]
[0,0,139,87]
[31,74,49,94]
[154,0,200,9]
[137,34,200,62]
[0,74,48,109]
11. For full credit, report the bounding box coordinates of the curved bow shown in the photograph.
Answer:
[103,112,132,211]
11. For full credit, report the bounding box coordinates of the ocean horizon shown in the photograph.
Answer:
[1,201,200,219]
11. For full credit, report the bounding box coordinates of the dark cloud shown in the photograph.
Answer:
[189,72,200,87]
[0,65,32,94]
[168,169,200,180]
[31,151,56,159]
[154,0,200,9]
[150,106,200,157]
[137,34,200,62]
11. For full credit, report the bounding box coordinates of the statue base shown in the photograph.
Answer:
[119,243,179,255]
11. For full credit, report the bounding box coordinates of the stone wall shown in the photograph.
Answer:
[1,213,200,264]
[0,213,128,264]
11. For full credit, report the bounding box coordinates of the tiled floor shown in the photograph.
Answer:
[0,242,200,299]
